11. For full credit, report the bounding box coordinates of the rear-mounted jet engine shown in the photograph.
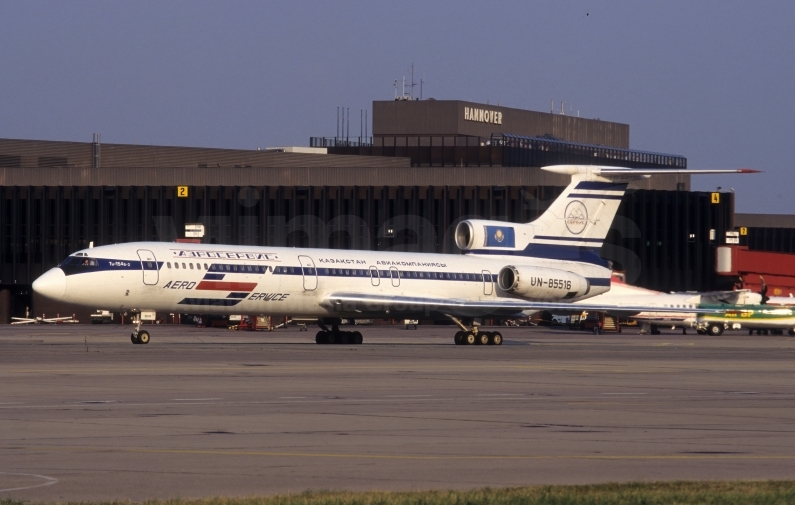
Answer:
[498,265,590,301]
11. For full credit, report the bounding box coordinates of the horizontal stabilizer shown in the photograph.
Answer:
[542,165,760,180]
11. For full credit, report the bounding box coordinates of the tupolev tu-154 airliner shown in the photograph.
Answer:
[32,165,756,346]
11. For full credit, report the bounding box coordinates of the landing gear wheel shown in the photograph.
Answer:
[138,330,150,344]
[131,333,139,344]
[326,332,336,344]
[490,332,503,346]
[464,332,476,345]
[454,331,465,345]
[315,331,328,344]
[353,331,363,345]
[476,332,490,345]
[789,328,795,336]
[707,324,724,336]
[340,332,350,345]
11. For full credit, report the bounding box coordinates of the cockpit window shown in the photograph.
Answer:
[59,256,99,275]
[60,256,98,267]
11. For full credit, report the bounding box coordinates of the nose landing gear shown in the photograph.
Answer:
[130,315,150,345]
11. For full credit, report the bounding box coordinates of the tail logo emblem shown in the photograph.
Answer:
[565,200,588,235]
[494,229,505,243]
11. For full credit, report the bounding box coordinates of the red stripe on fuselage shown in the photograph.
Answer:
[196,281,258,291]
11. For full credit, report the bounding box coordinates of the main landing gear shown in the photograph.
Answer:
[130,316,150,345]
[315,318,363,345]
[448,315,502,346]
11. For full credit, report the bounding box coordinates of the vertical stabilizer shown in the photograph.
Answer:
[529,173,629,249]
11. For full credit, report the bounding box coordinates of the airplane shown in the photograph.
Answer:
[562,274,763,335]
[31,165,755,346]
[552,274,795,337]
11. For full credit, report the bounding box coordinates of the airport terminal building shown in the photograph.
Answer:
[0,99,781,321]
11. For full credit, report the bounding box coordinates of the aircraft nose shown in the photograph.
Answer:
[32,268,66,300]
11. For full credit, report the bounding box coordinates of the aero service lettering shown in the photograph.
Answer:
[163,281,196,289]
[249,293,289,302]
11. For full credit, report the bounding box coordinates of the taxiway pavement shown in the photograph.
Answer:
[1,324,794,501]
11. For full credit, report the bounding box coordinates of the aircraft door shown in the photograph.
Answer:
[298,255,317,291]
[136,249,159,286]
[482,269,493,295]
[390,267,400,287]
[369,266,380,286]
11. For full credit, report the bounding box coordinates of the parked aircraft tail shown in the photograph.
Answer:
[455,165,757,264]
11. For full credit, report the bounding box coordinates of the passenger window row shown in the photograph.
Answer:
[272,267,493,281]
[166,262,208,270]
[210,264,270,273]
[161,262,492,281]
[164,262,271,273]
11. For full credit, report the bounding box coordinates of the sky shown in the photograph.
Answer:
[1,1,793,213]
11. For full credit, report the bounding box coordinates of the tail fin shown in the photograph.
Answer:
[529,167,630,249]
[530,164,758,248]
[455,165,756,264]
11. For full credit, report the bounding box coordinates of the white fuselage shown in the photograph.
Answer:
[41,241,612,318]
[574,282,701,327]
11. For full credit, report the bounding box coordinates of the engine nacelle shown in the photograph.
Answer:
[455,221,485,250]
[455,219,528,251]
[497,265,590,301]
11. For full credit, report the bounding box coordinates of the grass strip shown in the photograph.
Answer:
[3,481,795,505]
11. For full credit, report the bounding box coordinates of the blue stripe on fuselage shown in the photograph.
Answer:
[466,243,610,268]
[60,258,159,276]
[178,298,243,306]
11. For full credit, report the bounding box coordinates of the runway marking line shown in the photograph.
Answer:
[0,363,669,375]
[0,471,59,492]
[5,445,795,462]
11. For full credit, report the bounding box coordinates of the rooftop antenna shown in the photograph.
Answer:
[420,75,425,100]
[336,107,339,139]
[409,63,417,99]
[550,100,554,113]
[347,107,350,142]
[365,109,368,139]
[92,133,101,168]
[394,79,398,99]
[360,109,363,140]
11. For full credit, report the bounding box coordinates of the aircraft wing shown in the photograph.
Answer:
[324,292,725,318]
